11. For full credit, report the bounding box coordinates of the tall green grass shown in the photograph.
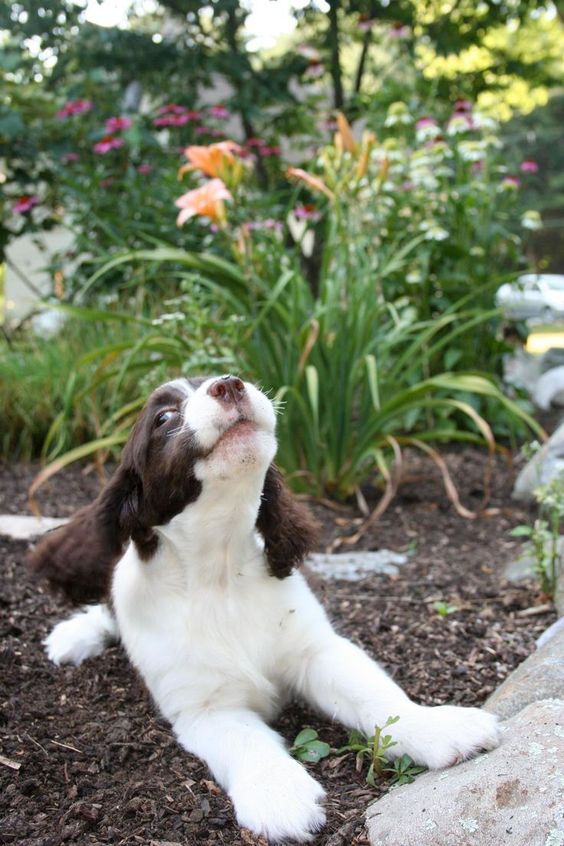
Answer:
[58,240,542,501]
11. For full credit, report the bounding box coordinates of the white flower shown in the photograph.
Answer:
[521,210,542,231]
[420,220,449,241]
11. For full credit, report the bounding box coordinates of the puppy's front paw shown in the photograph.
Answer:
[44,610,112,666]
[231,756,326,843]
[398,705,500,770]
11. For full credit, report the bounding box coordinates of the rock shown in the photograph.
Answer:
[504,536,564,590]
[307,551,407,581]
[367,699,564,846]
[533,366,564,410]
[484,628,564,719]
[0,514,68,540]
[503,549,538,582]
[537,617,564,649]
[513,421,564,501]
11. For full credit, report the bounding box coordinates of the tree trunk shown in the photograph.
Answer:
[327,0,344,110]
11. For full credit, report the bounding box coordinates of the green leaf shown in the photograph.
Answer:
[293,728,318,747]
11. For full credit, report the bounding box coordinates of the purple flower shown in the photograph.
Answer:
[247,218,282,231]
[454,99,472,112]
[13,195,39,214]
[472,161,484,172]
[61,152,80,164]
[105,116,132,132]
[520,160,539,173]
[502,176,521,189]
[137,163,153,174]
[93,136,125,154]
[57,99,94,119]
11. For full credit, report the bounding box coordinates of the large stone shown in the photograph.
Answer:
[513,421,564,501]
[0,514,68,540]
[367,698,564,846]
[484,628,564,719]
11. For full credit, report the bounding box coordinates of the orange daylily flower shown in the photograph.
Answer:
[175,178,233,226]
[286,167,335,200]
[179,140,242,179]
[355,130,377,180]
[335,112,358,154]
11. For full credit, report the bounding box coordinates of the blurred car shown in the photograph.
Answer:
[496,274,564,321]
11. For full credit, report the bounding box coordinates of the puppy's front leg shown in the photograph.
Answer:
[174,708,325,843]
[299,635,500,770]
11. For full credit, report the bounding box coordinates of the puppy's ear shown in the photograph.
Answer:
[28,464,142,605]
[256,465,319,578]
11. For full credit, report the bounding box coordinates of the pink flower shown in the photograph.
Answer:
[57,99,94,119]
[99,177,114,188]
[293,203,321,222]
[93,135,125,154]
[454,99,472,112]
[502,176,521,188]
[158,104,187,114]
[520,160,539,173]
[246,138,265,147]
[61,152,80,163]
[13,195,39,214]
[153,114,191,127]
[416,117,437,130]
[305,62,324,79]
[105,116,132,132]
[358,14,374,31]
[137,163,153,174]
[389,24,411,39]
[209,104,230,120]
[175,178,233,225]
[258,146,281,157]
[472,161,484,172]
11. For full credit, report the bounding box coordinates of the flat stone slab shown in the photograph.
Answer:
[367,698,564,846]
[0,514,68,540]
[307,551,407,580]
[485,628,564,719]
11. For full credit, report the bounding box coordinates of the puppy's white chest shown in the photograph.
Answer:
[112,549,302,722]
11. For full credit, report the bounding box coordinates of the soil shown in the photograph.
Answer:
[0,450,557,846]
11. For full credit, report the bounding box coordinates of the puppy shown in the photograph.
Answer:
[31,375,500,843]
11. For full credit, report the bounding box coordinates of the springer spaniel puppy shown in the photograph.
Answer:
[31,375,500,843]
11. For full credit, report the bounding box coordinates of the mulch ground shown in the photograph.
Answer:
[0,449,557,846]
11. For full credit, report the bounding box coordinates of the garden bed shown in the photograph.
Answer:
[0,450,556,846]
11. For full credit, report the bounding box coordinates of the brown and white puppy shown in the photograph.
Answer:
[33,375,500,843]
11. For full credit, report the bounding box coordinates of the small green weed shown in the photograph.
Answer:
[289,729,331,763]
[291,719,425,788]
[433,601,458,618]
[511,476,564,596]
[383,753,427,786]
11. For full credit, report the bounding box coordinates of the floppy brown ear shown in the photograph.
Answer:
[28,465,141,605]
[256,465,319,578]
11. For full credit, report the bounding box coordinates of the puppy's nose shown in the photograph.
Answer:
[207,375,246,404]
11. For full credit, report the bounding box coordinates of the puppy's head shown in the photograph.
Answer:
[29,375,317,603]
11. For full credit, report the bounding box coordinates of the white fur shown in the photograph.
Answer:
[45,378,500,843]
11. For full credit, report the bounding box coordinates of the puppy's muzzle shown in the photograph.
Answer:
[207,375,246,406]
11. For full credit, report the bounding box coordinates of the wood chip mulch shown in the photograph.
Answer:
[0,449,556,846]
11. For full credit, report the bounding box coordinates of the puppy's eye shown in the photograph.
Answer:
[154,409,176,428]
